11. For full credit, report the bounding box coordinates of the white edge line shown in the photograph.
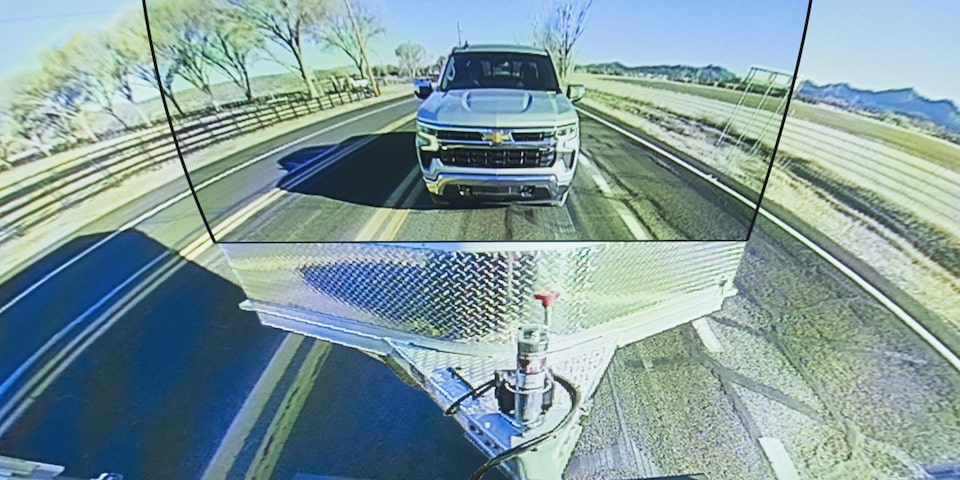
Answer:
[0,253,168,402]
[0,192,190,318]
[581,107,960,372]
[580,153,649,240]
[759,208,960,372]
[0,138,389,433]
[692,318,725,353]
[758,437,801,480]
[0,98,415,316]
[616,205,649,240]
[590,173,613,196]
[579,108,756,208]
[0,254,187,435]
[186,114,417,474]
[0,100,415,416]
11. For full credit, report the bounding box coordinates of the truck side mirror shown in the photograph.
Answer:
[566,84,586,102]
[415,83,433,99]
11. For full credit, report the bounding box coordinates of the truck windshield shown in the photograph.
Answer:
[440,52,561,92]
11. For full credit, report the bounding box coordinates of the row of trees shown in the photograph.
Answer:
[0,0,394,166]
[0,0,591,168]
[148,0,388,111]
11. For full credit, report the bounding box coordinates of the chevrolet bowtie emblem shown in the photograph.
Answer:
[483,130,512,144]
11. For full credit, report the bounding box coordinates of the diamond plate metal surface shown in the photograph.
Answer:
[222,241,747,478]
[221,241,744,348]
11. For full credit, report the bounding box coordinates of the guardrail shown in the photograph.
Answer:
[0,83,375,242]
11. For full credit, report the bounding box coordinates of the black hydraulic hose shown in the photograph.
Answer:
[445,378,497,416]
[469,374,581,480]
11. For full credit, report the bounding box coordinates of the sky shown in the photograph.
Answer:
[352,0,810,76]
[798,0,960,103]
[0,1,130,78]
[0,0,958,104]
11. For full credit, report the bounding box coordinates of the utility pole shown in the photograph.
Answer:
[344,0,381,96]
[457,21,463,47]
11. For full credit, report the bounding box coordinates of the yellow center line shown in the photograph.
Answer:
[375,174,424,241]
[355,164,422,241]
[200,113,418,480]
[179,113,416,260]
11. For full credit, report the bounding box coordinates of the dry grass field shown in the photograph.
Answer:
[576,73,960,337]
[570,73,960,479]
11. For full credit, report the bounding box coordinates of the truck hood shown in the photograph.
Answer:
[417,89,578,128]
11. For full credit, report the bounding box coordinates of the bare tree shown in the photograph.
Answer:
[227,0,333,98]
[318,0,383,95]
[0,75,55,158]
[198,0,264,101]
[395,42,427,78]
[115,6,185,115]
[99,29,152,126]
[149,0,220,109]
[45,33,131,129]
[7,101,55,157]
[0,103,15,169]
[19,61,99,142]
[534,0,593,84]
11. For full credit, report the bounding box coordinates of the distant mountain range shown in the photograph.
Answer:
[577,62,960,138]
[577,62,740,84]
[795,80,960,135]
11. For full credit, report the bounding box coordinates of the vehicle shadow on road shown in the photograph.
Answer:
[274,133,499,211]
[0,230,285,479]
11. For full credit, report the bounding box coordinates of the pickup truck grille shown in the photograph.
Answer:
[436,130,485,141]
[435,130,554,142]
[511,132,549,142]
[440,148,555,168]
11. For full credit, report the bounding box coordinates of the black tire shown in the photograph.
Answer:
[429,192,450,207]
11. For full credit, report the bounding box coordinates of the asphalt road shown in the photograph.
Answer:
[0,169,282,478]
[0,160,490,478]
[0,94,755,477]
[3,94,952,480]
[187,97,754,242]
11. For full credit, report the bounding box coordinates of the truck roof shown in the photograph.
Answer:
[451,44,549,55]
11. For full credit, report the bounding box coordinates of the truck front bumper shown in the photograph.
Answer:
[424,173,569,203]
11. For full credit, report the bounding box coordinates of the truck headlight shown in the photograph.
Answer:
[555,123,578,139]
[417,123,439,152]
[555,123,579,153]
[417,124,438,136]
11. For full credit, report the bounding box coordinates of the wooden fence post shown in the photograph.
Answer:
[253,105,266,129]
[270,102,283,125]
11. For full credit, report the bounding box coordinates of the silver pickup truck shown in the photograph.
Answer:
[414,44,585,206]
